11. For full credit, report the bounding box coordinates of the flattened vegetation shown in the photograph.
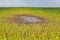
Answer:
[7,14,49,26]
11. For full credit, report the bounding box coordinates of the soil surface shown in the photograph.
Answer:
[7,14,49,26]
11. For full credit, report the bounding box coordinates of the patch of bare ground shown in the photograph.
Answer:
[6,14,50,26]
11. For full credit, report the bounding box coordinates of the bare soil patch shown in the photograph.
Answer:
[7,14,49,26]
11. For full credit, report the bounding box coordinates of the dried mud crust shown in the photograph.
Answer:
[7,14,49,26]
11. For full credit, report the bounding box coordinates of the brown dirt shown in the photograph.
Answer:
[6,14,49,26]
